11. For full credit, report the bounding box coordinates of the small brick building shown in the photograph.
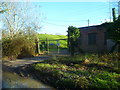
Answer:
[77,24,111,53]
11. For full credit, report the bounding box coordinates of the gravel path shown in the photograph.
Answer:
[3,56,49,67]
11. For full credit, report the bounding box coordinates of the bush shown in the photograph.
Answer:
[2,36,35,59]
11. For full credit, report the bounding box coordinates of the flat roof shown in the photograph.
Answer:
[78,25,102,29]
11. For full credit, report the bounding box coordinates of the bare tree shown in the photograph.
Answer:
[1,2,42,38]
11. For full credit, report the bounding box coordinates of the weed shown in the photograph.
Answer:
[32,53,120,89]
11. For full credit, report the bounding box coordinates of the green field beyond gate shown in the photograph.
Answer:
[38,34,68,55]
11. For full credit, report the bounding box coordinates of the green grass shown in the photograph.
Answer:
[32,53,120,89]
[38,34,67,48]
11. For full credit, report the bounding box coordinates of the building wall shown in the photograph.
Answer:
[78,26,107,53]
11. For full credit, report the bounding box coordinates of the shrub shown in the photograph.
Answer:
[17,37,35,58]
[2,36,35,59]
[2,38,22,59]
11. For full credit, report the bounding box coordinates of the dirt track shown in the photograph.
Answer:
[3,56,49,67]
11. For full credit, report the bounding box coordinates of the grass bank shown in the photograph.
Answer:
[32,53,120,89]
[38,34,67,48]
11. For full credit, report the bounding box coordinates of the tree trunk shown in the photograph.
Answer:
[67,31,70,52]
[70,39,75,56]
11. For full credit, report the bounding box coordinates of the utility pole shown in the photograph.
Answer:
[88,19,90,26]
[118,1,120,16]
[112,8,116,22]
[109,0,112,22]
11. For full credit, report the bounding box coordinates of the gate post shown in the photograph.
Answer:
[57,40,60,54]
[46,38,49,55]
[35,37,40,55]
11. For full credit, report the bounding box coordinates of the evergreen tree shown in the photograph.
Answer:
[68,26,80,56]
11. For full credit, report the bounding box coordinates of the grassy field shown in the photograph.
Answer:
[38,34,67,49]
[32,53,120,89]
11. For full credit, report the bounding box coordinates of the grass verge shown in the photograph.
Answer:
[32,53,120,89]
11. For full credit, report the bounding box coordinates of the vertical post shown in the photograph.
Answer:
[57,40,59,54]
[38,39,40,54]
[57,45,59,54]
[112,8,116,22]
[35,38,40,55]
[88,19,90,26]
[109,0,111,22]
[48,40,49,54]
[46,38,47,51]
[38,39,41,54]
[67,30,70,51]
[118,1,120,16]
[46,38,49,55]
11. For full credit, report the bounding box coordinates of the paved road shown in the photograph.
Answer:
[3,56,49,67]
